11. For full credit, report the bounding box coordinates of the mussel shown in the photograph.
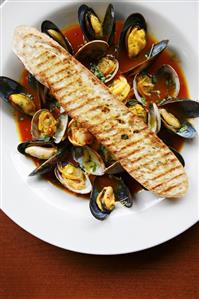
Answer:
[159,97,199,118]
[29,143,69,176]
[41,20,73,54]
[18,140,57,160]
[78,4,115,44]
[90,175,133,220]
[28,73,48,108]
[160,108,197,139]
[67,119,94,147]
[108,75,131,102]
[72,146,105,176]
[123,40,169,76]
[119,13,147,58]
[31,109,68,143]
[0,76,37,116]
[55,161,92,194]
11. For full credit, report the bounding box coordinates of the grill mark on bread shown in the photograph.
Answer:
[13,26,188,198]
[150,173,184,191]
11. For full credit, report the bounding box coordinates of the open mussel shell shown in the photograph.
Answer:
[29,143,68,176]
[72,146,105,176]
[41,20,73,54]
[160,108,197,139]
[0,76,37,116]
[75,40,109,64]
[90,175,133,221]
[123,40,169,76]
[102,4,115,45]
[18,140,57,160]
[28,73,47,108]
[119,13,147,51]
[148,103,161,133]
[159,97,199,118]
[78,4,102,41]
[55,161,92,194]
[78,4,115,44]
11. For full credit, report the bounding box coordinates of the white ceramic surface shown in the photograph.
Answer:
[1,0,198,254]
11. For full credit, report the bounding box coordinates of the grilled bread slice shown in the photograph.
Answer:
[13,26,188,198]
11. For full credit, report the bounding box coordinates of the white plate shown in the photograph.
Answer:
[1,0,199,254]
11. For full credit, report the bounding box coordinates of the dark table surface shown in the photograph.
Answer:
[0,210,198,299]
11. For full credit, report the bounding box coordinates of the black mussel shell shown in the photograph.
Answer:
[159,97,199,118]
[113,176,133,208]
[0,76,36,115]
[78,4,101,41]
[0,76,25,104]
[169,147,185,167]
[123,40,169,76]
[90,175,133,221]
[29,142,69,176]
[17,140,54,155]
[176,121,197,139]
[102,4,115,45]
[148,40,169,59]
[90,183,111,221]
[119,13,147,49]
[28,73,46,108]
[41,20,73,54]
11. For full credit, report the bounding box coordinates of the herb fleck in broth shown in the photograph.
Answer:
[16,21,189,198]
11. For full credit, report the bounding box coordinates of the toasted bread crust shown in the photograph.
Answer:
[13,26,188,198]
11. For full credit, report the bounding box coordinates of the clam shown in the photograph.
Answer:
[75,40,109,64]
[75,40,119,82]
[160,108,197,139]
[29,143,69,176]
[72,146,105,176]
[0,76,37,116]
[67,119,94,147]
[123,40,169,76]
[17,140,57,160]
[31,109,68,143]
[133,64,180,104]
[119,13,147,58]
[108,75,131,103]
[148,103,161,133]
[78,4,115,44]
[90,175,133,220]
[41,20,73,54]
[55,161,92,194]
[90,55,119,83]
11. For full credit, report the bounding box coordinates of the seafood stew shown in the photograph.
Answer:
[1,4,199,221]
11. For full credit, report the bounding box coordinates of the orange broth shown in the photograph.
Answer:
[16,21,189,197]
